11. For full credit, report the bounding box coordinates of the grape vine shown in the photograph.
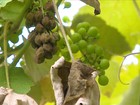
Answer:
[25,0,110,86]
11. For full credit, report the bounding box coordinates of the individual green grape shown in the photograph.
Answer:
[87,26,98,38]
[78,40,88,50]
[20,60,25,66]
[9,34,19,43]
[76,22,90,31]
[86,44,95,54]
[62,16,70,23]
[99,59,110,70]
[95,33,100,39]
[77,27,87,38]
[71,44,79,53]
[57,38,66,49]
[64,2,71,8]
[70,33,82,43]
[61,48,70,60]
[94,45,103,56]
[98,75,109,86]
[82,22,90,30]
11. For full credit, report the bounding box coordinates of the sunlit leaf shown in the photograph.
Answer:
[0,0,12,8]
[28,76,55,104]
[0,66,34,94]
[99,0,140,48]
[28,83,42,104]
[119,75,140,105]
[45,102,55,105]
[0,0,33,32]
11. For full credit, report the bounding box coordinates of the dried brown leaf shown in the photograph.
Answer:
[50,57,100,105]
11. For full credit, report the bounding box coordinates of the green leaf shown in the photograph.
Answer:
[0,0,12,8]
[72,6,131,58]
[28,76,55,103]
[0,66,34,94]
[28,83,42,104]
[0,0,33,32]
[24,45,59,82]
[119,75,140,105]
[99,0,140,48]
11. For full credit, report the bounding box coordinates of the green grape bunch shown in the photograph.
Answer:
[59,21,110,86]
[26,1,60,64]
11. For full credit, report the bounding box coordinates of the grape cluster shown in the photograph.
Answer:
[59,22,110,86]
[26,1,60,64]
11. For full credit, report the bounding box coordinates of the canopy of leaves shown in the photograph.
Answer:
[0,0,140,105]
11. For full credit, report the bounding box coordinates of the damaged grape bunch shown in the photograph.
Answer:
[26,1,60,63]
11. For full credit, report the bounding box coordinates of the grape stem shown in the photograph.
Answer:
[52,0,74,61]
[118,52,140,85]
[3,21,11,88]
[39,0,45,17]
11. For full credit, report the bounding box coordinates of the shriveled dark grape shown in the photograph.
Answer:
[49,19,56,30]
[35,46,45,63]
[44,1,54,12]
[49,35,57,44]
[34,34,42,46]
[26,12,35,27]
[34,10,43,23]
[40,32,50,43]
[28,30,39,48]
[44,51,53,59]
[42,16,50,28]
[43,43,53,52]
[52,46,58,54]
[35,23,44,33]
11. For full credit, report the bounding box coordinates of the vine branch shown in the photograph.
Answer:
[133,0,140,16]
[3,21,11,88]
[118,52,140,85]
[52,0,74,61]
[10,39,30,67]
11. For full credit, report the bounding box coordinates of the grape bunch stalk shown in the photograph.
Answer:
[25,1,60,64]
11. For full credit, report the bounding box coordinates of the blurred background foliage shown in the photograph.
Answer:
[0,0,140,105]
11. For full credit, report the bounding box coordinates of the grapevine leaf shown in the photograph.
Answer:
[99,0,140,48]
[0,0,33,32]
[0,0,12,8]
[28,77,55,103]
[27,83,42,103]
[24,45,59,82]
[80,0,100,15]
[119,75,140,105]
[72,6,131,58]
[0,66,34,94]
